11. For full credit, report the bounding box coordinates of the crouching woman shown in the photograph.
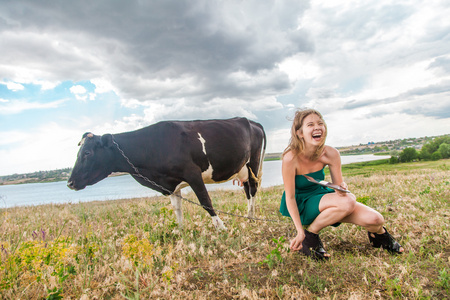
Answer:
[280,108,404,260]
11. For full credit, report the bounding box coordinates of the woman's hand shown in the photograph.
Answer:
[290,230,306,251]
[337,181,349,196]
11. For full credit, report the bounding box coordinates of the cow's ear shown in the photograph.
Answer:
[101,134,113,148]
[82,132,94,139]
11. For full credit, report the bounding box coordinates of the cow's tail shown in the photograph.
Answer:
[255,125,266,186]
[246,121,266,188]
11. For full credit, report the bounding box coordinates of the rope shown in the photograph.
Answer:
[111,135,283,223]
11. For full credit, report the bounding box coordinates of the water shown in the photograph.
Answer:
[0,155,389,208]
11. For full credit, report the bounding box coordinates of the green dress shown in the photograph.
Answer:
[280,168,339,226]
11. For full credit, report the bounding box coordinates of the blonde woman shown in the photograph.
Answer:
[280,109,403,260]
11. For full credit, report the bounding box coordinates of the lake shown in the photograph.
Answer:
[0,155,389,208]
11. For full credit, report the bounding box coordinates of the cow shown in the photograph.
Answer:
[67,117,266,230]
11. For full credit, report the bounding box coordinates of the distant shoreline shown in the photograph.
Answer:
[0,154,389,186]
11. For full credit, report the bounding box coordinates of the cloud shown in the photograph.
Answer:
[1,0,450,176]
[5,82,25,91]
[0,131,29,146]
[69,85,88,101]
[70,85,87,95]
[342,80,450,118]
[0,99,66,115]
[91,78,115,94]
[0,0,312,108]
[0,123,81,175]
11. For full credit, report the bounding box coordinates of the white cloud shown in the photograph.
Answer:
[70,85,88,101]
[2,81,25,91]
[266,128,290,153]
[278,54,321,81]
[0,123,81,175]
[0,99,66,115]
[91,78,115,94]
[70,85,87,95]
[0,131,28,146]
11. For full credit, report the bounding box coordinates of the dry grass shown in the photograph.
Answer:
[0,160,449,299]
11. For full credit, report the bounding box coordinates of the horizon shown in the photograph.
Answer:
[1,132,445,178]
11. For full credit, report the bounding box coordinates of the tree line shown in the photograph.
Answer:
[390,135,450,163]
[0,168,72,185]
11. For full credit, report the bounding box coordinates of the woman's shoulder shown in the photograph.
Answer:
[320,145,340,162]
[282,149,297,163]
[324,145,339,155]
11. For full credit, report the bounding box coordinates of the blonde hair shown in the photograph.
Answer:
[283,108,327,160]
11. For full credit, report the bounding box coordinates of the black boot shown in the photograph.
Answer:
[301,230,330,261]
[368,227,403,254]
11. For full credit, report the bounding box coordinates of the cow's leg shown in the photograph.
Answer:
[187,172,227,231]
[243,180,256,219]
[169,190,183,227]
[244,159,262,219]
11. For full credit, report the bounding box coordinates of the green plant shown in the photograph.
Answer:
[419,186,431,195]
[385,277,403,298]
[303,273,327,293]
[356,195,371,205]
[276,285,284,298]
[46,287,63,300]
[437,268,450,291]
[259,236,287,269]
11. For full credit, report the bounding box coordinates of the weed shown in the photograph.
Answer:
[303,272,328,293]
[46,287,63,300]
[437,268,450,291]
[419,186,431,195]
[276,284,284,298]
[385,277,403,298]
[259,236,287,269]
[121,233,154,268]
[356,195,371,205]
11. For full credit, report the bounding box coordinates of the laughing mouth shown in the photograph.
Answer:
[312,132,322,140]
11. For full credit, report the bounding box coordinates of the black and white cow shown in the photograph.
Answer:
[67,117,266,230]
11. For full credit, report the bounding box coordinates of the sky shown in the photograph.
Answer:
[1,0,449,176]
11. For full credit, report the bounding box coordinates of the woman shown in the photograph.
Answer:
[280,108,403,260]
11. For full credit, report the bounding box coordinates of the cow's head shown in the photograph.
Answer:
[67,132,114,190]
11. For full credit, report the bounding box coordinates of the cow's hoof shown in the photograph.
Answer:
[212,216,227,231]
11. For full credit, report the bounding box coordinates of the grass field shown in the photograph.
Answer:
[1,160,449,299]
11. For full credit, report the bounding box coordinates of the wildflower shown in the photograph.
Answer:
[1,244,7,255]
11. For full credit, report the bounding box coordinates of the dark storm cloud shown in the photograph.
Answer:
[0,0,312,103]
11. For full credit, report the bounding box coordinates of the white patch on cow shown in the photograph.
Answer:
[247,195,256,218]
[201,163,215,183]
[197,133,207,155]
[211,216,227,231]
[170,191,184,227]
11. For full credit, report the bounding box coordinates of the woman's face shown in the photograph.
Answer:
[296,113,326,145]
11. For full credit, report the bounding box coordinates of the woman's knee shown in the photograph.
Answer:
[365,211,385,227]
[339,194,357,214]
